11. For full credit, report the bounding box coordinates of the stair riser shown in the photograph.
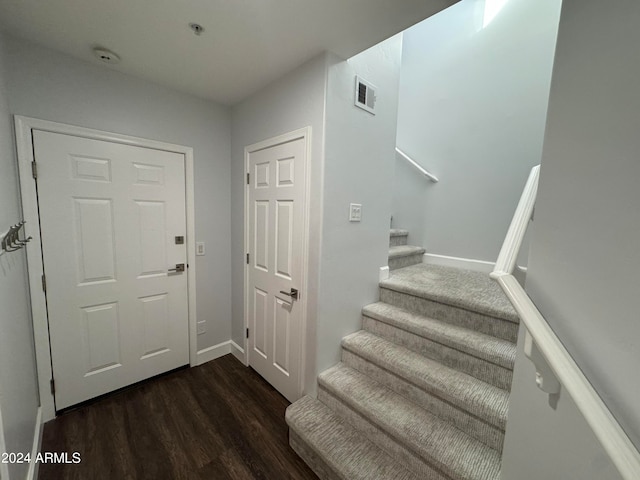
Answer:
[289,430,340,480]
[362,316,513,391]
[390,234,409,247]
[379,288,518,342]
[341,349,505,452]
[318,387,449,480]
[389,253,424,271]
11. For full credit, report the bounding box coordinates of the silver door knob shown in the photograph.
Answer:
[279,288,299,300]
[168,263,185,273]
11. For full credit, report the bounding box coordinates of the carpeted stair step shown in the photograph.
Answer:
[362,302,515,389]
[341,331,508,452]
[286,396,422,480]
[388,245,425,271]
[379,264,519,342]
[390,229,409,247]
[318,364,502,480]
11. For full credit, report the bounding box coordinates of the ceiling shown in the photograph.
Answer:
[0,0,456,105]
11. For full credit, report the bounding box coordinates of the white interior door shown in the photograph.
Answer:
[33,130,189,410]
[247,135,307,402]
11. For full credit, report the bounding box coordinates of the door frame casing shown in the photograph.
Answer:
[15,116,198,422]
[243,127,312,400]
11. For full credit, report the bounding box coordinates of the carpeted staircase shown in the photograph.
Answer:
[388,228,425,270]
[286,229,520,480]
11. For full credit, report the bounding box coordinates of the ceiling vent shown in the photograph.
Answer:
[354,76,377,115]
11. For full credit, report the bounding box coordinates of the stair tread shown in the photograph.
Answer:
[388,245,426,259]
[319,364,502,480]
[342,330,509,430]
[286,396,422,480]
[380,263,518,323]
[390,229,409,237]
[363,302,516,370]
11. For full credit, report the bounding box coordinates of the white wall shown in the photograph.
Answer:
[393,0,561,262]
[0,34,40,480]
[501,330,623,480]
[2,36,232,352]
[316,36,403,375]
[523,0,640,450]
[231,53,329,393]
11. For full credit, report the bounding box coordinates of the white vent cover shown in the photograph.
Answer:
[354,76,377,114]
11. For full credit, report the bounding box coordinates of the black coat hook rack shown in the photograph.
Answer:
[0,221,32,256]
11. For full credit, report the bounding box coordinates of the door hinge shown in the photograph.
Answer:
[246,253,249,264]
[31,161,38,179]
[50,378,55,395]
[246,173,250,185]
[41,274,47,293]
[246,328,249,339]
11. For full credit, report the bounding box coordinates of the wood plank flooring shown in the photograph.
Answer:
[38,354,318,480]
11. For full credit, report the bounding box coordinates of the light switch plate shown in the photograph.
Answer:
[349,203,362,222]
[197,320,206,335]
[196,242,205,256]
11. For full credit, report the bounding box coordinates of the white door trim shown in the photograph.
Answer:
[0,400,9,480]
[243,127,312,399]
[14,116,198,422]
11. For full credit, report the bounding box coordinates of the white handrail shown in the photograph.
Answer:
[492,165,640,479]
[395,147,439,183]
[490,165,539,279]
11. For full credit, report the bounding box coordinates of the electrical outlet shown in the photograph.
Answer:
[196,242,205,256]
[197,321,206,335]
[349,203,362,222]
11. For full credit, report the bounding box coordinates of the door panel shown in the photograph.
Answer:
[247,135,306,402]
[273,298,292,375]
[81,302,121,375]
[33,130,189,410]
[74,198,116,283]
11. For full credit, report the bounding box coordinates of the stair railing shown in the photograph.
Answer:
[491,165,640,479]
[395,147,439,183]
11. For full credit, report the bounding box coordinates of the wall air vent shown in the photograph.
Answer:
[354,76,377,115]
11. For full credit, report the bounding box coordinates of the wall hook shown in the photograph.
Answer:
[1,221,32,256]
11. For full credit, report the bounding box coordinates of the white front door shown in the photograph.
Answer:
[33,130,189,410]
[247,134,307,402]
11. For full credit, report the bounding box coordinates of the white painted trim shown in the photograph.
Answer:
[26,408,43,480]
[196,341,232,366]
[379,265,390,282]
[395,147,439,182]
[14,116,198,421]
[230,340,245,364]
[243,127,312,399]
[423,253,495,274]
[494,273,640,480]
[184,149,199,368]
[490,165,539,279]
[0,402,9,480]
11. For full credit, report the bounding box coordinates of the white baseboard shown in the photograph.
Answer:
[230,340,245,364]
[423,253,495,274]
[196,341,232,366]
[379,265,390,282]
[27,407,43,480]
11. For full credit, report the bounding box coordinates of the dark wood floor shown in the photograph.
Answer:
[39,354,318,480]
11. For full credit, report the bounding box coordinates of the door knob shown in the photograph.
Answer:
[279,288,299,300]
[168,263,185,273]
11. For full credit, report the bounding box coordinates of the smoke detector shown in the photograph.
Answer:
[92,47,120,65]
[189,23,205,35]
